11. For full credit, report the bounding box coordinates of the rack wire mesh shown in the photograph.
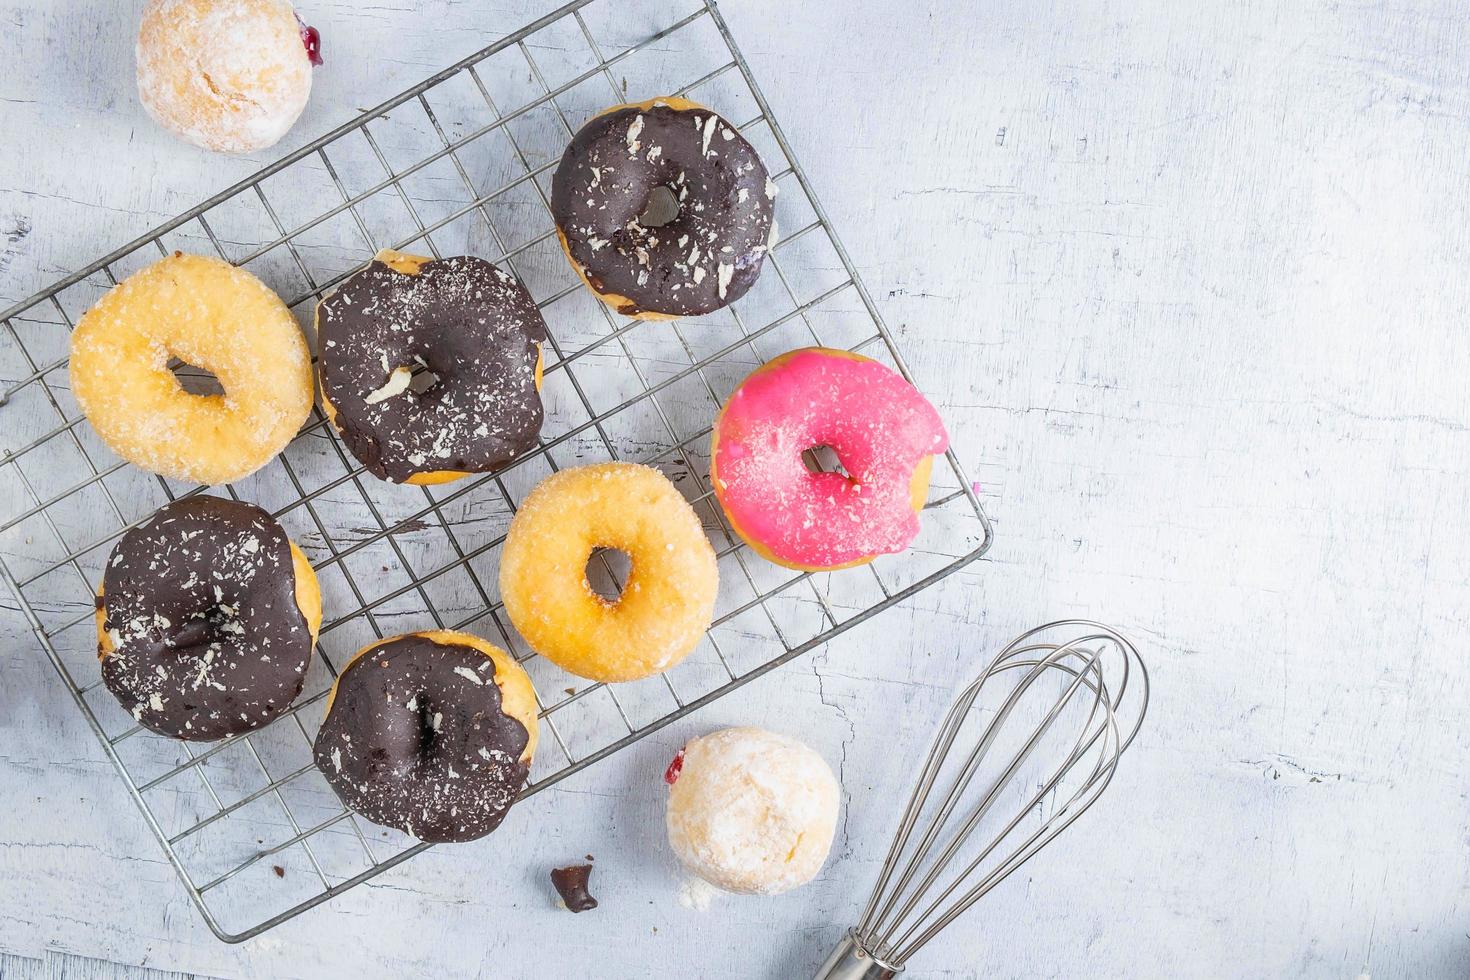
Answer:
[0,0,995,942]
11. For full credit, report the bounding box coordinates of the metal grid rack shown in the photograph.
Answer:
[0,0,995,942]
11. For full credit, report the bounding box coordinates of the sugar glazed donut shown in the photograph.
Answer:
[137,0,319,153]
[317,250,547,485]
[551,98,776,320]
[69,252,314,486]
[96,495,322,740]
[665,727,840,895]
[313,630,539,843]
[710,348,949,571]
[498,462,718,683]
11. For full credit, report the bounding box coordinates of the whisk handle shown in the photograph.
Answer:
[812,930,902,979]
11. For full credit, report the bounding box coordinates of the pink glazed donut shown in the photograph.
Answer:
[709,347,949,571]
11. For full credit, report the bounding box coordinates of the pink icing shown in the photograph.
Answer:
[712,349,948,568]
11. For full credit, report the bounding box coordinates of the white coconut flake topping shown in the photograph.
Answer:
[701,115,718,156]
[454,666,484,685]
[364,365,413,405]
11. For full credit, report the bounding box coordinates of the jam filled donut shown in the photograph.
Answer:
[550,97,776,320]
[498,462,718,683]
[316,250,547,485]
[665,727,840,895]
[710,347,949,571]
[96,495,322,741]
[313,630,539,843]
[137,0,320,154]
[69,252,313,486]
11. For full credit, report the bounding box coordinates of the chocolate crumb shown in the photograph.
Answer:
[551,864,598,913]
[272,865,285,878]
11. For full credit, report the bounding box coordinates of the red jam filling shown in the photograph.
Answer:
[296,15,323,66]
[663,748,686,785]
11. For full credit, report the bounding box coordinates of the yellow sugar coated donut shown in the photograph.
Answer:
[69,253,313,486]
[499,462,719,683]
[137,0,314,154]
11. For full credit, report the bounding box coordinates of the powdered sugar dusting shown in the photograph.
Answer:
[665,727,840,895]
[137,0,313,153]
[676,875,721,910]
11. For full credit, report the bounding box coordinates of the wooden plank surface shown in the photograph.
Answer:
[3,0,1469,977]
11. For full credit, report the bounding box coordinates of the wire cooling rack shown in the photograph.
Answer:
[0,0,995,942]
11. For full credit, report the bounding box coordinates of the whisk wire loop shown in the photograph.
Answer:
[864,644,1108,945]
[822,620,1149,976]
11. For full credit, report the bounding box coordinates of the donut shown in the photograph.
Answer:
[665,727,840,895]
[95,495,322,741]
[498,462,718,683]
[69,252,314,486]
[710,347,949,571]
[316,250,547,485]
[313,630,539,843]
[137,0,318,154]
[550,97,776,320]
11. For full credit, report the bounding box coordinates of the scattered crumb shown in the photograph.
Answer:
[676,876,720,911]
[272,865,285,878]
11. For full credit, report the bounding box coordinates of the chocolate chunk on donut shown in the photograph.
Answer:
[97,495,320,741]
[551,98,775,319]
[316,251,547,484]
[313,631,538,843]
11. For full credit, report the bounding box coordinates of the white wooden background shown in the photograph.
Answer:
[3,0,1470,977]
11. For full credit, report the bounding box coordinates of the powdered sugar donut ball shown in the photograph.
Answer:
[665,727,840,895]
[137,0,318,153]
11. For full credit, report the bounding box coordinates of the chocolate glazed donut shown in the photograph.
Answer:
[96,495,321,741]
[316,250,547,485]
[551,98,776,319]
[313,631,540,843]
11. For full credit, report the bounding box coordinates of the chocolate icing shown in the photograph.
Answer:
[313,634,531,843]
[316,255,547,483]
[551,102,775,317]
[550,864,598,912]
[99,495,312,741]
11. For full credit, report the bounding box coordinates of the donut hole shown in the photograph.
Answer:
[173,611,225,648]
[802,444,852,480]
[584,546,632,603]
[637,185,681,228]
[168,357,226,397]
[407,360,441,395]
[414,697,443,754]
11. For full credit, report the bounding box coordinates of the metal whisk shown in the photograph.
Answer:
[813,620,1150,979]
